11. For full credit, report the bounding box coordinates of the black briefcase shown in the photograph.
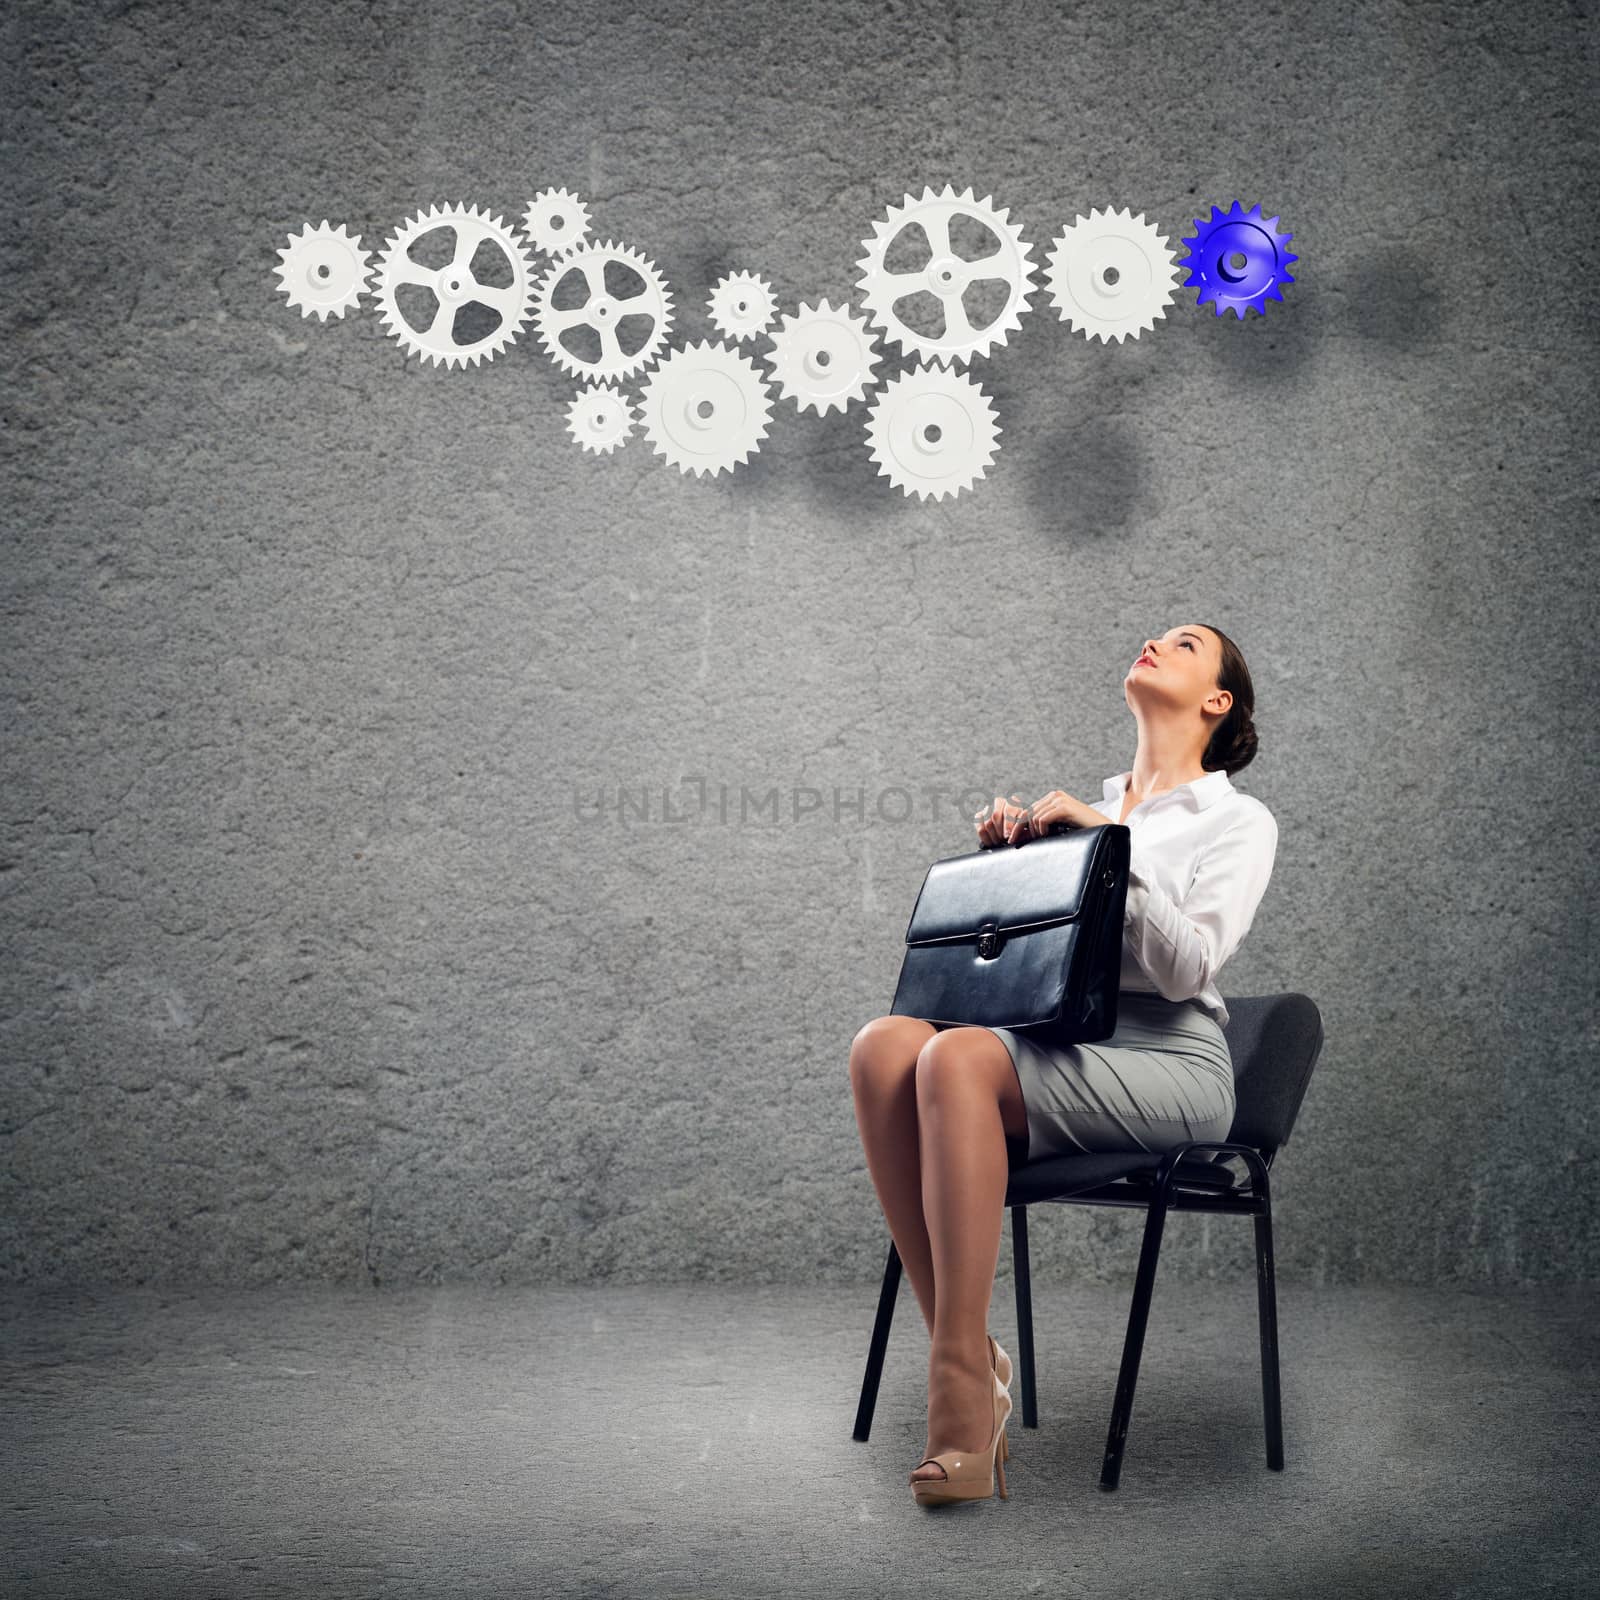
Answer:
[888,824,1131,1045]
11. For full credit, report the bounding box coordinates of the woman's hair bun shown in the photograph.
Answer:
[1198,624,1259,777]
[1224,715,1258,774]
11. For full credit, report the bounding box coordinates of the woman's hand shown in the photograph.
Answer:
[1025,790,1106,837]
[974,793,1031,849]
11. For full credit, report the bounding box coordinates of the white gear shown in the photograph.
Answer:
[855,184,1038,368]
[566,383,637,455]
[863,363,1001,502]
[762,297,883,416]
[519,187,593,258]
[373,203,535,369]
[532,238,675,387]
[636,339,775,478]
[707,270,778,341]
[1043,206,1179,343]
[272,220,373,321]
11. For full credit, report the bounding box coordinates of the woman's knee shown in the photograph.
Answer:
[849,1014,933,1091]
[912,1026,995,1101]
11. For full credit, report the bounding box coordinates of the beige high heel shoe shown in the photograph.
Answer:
[989,1333,1012,1470]
[909,1355,1014,1506]
[987,1331,1013,1403]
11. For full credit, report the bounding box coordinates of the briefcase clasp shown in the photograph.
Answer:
[975,920,1004,961]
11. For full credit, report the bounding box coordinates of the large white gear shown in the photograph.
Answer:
[373,203,535,369]
[519,187,593,258]
[762,296,883,416]
[565,383,637,455]
[855,184,1038,369]
[707,270,778,342]
[636,339,775,478]
[272,220,373,321]
[531,238,675,387]
[1043,205,1179,343]
[863,363,1001,502]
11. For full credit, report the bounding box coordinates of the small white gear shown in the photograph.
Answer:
[762,297,883,416]
[855,184,1038,369]
[374,203,535,369]
[519,187,593,258]
[636,339,775,478]
[1043,206,1179,343]
[272,220,373,321]
[566,383,638,455]
[707,270,778,341]
[532,238,675,387]
[863,363,1001,502]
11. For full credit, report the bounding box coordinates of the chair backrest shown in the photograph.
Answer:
[1219,993,1324,1155]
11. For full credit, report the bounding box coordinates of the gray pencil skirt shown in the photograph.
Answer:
[975,991,1236,1165]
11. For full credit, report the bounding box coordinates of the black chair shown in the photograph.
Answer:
[851,992,1324,1490]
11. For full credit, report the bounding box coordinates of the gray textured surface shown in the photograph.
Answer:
[3,1281,1597,1596]
[1,0,1597,1287]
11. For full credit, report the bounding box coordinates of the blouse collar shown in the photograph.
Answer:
[1103,767,1234,813]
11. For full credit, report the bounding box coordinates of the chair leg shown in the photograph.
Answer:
[1254,1197,1285,1470]
[1099,1189,1170,1490]
[1010,1204,1038,1429]
[852,1238,902,1442]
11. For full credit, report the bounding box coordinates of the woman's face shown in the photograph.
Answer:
[1125,624,1231,719]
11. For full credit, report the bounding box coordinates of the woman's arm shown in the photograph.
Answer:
[1123,811,1279,1003]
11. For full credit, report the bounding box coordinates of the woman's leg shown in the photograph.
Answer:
[849,1015,940,1337]
[911,1025,1029,1483]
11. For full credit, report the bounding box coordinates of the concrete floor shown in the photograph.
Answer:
[1,1279,1594,1598]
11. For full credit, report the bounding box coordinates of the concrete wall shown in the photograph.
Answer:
[3,0,1595,1287]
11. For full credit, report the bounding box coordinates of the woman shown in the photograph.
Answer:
[849,622,1279,1506]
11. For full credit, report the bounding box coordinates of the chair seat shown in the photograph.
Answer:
[1006,1149,1240,1204]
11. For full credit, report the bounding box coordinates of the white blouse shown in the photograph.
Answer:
[1089,768,1278,1031]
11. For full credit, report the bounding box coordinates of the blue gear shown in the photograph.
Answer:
[1178,201,1297,319]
